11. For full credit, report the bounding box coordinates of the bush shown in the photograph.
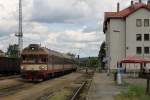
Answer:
[115,84,150,100]
[126,84,145,97]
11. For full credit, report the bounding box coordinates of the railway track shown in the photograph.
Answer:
[0,72,94,100]
[70,71,94,100]
[0,75,20,80]
[70,81,87,100]
[0,83,34,97]
[0,78,35,97]
[0,73,83,100]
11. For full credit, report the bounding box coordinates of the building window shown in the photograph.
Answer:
[136,19,142,27]
[136,34,142,41]
[144,47,149,54]
[144,19,149,27]
[136,47,142,54]
[144,34,149,41]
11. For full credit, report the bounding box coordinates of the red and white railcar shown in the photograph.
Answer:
[21,44,76,81]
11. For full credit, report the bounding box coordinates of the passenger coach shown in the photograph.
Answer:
[21,44,77,81]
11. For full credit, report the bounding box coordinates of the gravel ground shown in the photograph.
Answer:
[0,72,83,100]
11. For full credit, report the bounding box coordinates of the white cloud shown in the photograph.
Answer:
[31,0,93,23]
[0,0,147,57]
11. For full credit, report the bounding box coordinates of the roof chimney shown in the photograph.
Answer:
[130,0,135,9]
[117,2,120,12]
[131,0,134,6]
[148,0,150,9]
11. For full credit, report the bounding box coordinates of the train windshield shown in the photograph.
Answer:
[22,55,48,64]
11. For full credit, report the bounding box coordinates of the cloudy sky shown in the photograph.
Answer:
[0,0,148,57]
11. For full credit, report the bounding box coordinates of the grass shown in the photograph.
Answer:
[115,84,150,100]
[48,90,69,100]
[48,87,73,100]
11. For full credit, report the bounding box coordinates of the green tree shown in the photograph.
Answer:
[78,57,98,68]
[98,42,106,70]
[6,44,19,58]
[89,57,99,68]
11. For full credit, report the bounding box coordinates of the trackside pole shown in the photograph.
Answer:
[146,79,150,95]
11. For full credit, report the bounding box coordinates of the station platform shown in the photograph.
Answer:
[87,73,122,100]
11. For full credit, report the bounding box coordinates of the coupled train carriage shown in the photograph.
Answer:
[0,57,20,74]
[21,44,77,81]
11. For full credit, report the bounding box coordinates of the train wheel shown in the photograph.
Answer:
[43,77,47,81]
[32,78,34,81]
[43,74,49,81]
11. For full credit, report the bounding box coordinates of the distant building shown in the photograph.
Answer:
[103,0,150,71]
[0,50,5,57]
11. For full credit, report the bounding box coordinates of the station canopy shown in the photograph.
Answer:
[119,56,150,64]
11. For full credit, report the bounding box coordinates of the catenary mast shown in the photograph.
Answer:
[16,0,23,56]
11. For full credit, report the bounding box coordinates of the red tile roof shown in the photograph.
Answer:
[103,2,150,32]
[119,56,150,63]
[105,3,147,18]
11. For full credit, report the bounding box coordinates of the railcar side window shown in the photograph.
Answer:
[22,55,47,63]
[41,57,47,63]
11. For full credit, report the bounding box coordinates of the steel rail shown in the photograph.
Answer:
[70,81,87,100]
[0,75,20,80]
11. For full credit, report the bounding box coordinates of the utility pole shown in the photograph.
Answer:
[15,0,23,56]
[78,55,80,67]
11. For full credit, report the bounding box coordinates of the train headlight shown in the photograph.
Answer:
[21,66,26,70]
[42,66,45,69]
[39,66,45,70]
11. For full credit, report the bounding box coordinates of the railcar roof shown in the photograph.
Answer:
[21,44,72,59]
[46,48,72,59]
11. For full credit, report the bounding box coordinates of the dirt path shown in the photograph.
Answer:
[87,73,122,100]
[0,73,83,100]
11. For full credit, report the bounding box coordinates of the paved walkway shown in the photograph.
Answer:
[87,73,122,100]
